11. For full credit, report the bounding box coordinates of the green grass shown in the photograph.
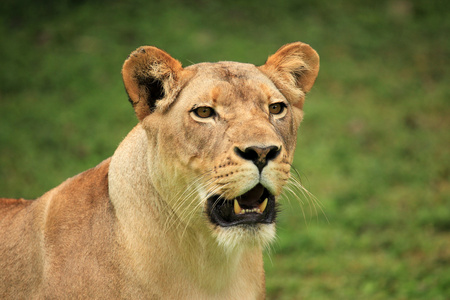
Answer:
[1,0,449,298]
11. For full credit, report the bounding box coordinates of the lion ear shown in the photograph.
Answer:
[122,46,183,120]
[259,42,319,109]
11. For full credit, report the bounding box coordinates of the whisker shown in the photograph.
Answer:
[282,184,308,226]
[291,178,317,222]
[289,176,318,221]
[180,196,207,240]
[179,181,232,242]
[284,167,329,224]
[163,172,214,234]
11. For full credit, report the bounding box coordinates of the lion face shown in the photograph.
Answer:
[122,43,319,249]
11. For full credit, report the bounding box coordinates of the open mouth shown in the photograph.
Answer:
[206,184,277,227]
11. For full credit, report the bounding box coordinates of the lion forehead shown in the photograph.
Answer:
[181,62,283,104]
[185,61,263,79]
[189,61,279,86]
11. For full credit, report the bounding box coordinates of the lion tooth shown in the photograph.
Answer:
[234,199,242,215]
[259,198,268,213]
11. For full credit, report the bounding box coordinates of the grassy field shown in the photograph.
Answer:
[1,0,449,298]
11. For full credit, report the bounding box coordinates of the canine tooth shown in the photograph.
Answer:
[259,198,268,213]
[234,199,242,215]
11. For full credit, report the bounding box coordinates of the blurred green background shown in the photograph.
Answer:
[0,0,448,298]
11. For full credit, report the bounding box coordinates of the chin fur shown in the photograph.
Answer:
[213,223,276,253]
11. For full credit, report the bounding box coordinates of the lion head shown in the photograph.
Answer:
[121,42,319,250]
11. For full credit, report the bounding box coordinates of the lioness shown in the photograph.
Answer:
[0,42,319,299]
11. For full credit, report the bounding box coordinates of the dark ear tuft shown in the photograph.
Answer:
[137,76,165,113]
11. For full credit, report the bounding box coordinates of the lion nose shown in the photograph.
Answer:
[234,145,281,172]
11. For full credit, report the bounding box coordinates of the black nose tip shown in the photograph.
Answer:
[234,145,281,172]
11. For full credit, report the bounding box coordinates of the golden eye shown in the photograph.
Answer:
[269,103,285,115]
[193,106,215,118]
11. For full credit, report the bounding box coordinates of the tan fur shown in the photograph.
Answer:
[0,42,319,299]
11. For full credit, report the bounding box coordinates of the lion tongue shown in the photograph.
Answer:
[236,184,265,207]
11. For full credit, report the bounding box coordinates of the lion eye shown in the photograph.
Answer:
[193,106,215,118]
[269,103,285,115]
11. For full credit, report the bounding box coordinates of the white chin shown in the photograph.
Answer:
[214,223,276,252]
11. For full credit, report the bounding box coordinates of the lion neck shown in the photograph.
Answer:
[108,124,263,295]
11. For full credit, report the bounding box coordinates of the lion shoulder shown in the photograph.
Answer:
[0,197,33,214]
